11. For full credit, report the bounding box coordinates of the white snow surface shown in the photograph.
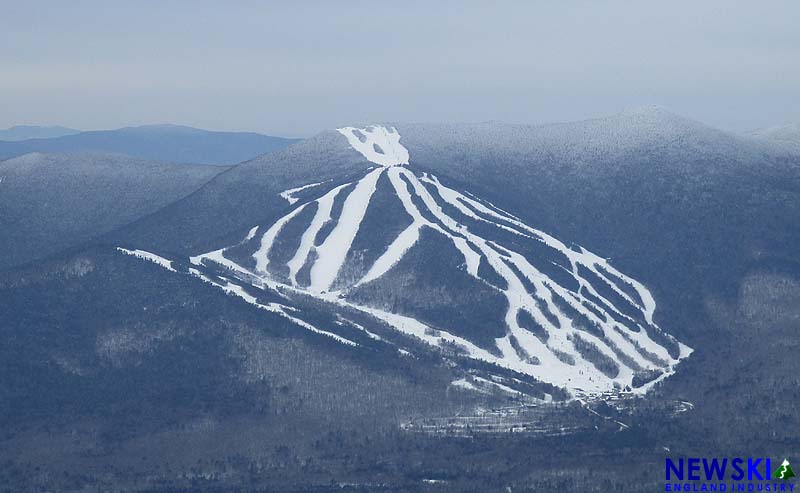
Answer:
[450,378,483,393]
[116,247,176,272]
[212,278,358,347]
[286,183,348,285]
[244,225,259,241]
[280,180,327,205]
[337,125,410,167]
[310,167,382,292]
[137,251,360,348]
[253,204,308,274]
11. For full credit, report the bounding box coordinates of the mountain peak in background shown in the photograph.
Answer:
[748,123,800,152]
[619,104,674,117]
[0,125,300,165]
[0,125,81,141]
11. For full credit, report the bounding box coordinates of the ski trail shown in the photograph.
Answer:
[198,273,359,347]
[422,173,659,326]
[337,125,410,167]
[357,223,422,286]
[286,183,349,285]
[356,166,481,286]
[404,169,651,379]
[394,168,481,277]
[117,248,176,272]
[310,167,383,292]
[252,204,309,274]
[280,180,327,205]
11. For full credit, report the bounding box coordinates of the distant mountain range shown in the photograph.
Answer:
[0,124,299,165]
[0,125,81,141]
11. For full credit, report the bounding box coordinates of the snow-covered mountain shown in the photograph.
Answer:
[121,125,691,394]
[748,123,800,153]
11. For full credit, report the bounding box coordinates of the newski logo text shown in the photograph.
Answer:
[666,458,795,491]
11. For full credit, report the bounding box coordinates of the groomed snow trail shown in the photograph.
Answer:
[117,248,176,272]
[337,125,409,167]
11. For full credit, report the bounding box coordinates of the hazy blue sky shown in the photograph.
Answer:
[1,1,798,137]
